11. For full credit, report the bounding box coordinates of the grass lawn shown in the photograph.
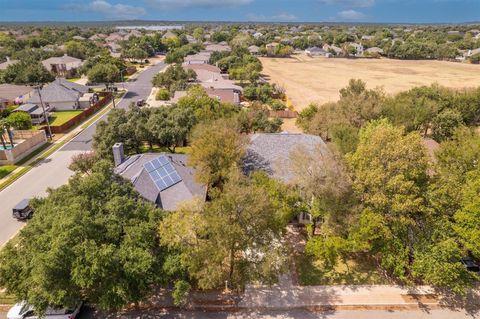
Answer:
[66,77,81,83]
[48,110,83,126]
[0,165,16,179]
[295,253,390,286]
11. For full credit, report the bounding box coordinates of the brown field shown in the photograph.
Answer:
[260,54,480,112]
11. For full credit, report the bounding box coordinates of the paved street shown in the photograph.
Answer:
[0,62,166,247]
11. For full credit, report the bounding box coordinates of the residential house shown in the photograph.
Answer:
[466,48,480,58]
[184,52,211,65]
[266,43,279,56]
[0,57,18,70]
[248,45,260,55]
[41,54,83,77]
[105,32,125,43]
[0,84,33,108]
[28,78,88,111]
[204,43,231,53]
[305,46,327,57]
[173,87,240,105]
[183,63,222,74]
[89,33,107,41]
[323,44,343,56]
[72,36,85,41]
[12,104,46,125]
[113,143,207,211]
[361,35,375,41]
[242,133,330,224]
[364,47,384,56]
[162,30,177,39]
[253,32,263,39]
[350,43,364,57]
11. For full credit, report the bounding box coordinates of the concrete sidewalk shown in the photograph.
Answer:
[239,285,445,309]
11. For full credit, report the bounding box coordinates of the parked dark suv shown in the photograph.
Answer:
[461,256,480,273]
[12,199,33,221]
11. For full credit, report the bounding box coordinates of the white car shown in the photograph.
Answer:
[7,301,82,319]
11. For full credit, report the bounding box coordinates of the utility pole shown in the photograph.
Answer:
[36,85,53,140]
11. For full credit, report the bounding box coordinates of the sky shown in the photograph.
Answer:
[0,0,479,23]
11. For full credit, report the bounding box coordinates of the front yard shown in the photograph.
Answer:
[48,110,84,126]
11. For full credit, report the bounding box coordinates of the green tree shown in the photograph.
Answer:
[3,59,54,85]
[454,168,480,259]
[6,111,32,130]
[159,172,286,290]
[188,118,248,188]
[87,63,120,84]
[346,119,429,280]
[0,161,164,314]
[431,109,464,142]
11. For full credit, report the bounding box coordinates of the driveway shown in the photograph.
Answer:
[0,62,166,247]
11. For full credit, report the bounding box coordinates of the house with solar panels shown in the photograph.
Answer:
[112,143,207,211]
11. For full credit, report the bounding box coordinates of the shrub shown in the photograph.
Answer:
[172,280,191,307]
[156,88,171,101]
[7,111,32,130]
[270,100,286,111]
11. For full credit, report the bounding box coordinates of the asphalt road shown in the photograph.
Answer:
[0,62,166,247]
[62,62,166,151]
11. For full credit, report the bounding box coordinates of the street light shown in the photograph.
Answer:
[35,85,53,140]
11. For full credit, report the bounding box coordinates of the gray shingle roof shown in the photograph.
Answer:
[28,79,87,104]
[243,133,329,183]
[115,153,207,211]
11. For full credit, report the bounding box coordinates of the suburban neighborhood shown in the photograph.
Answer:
[0,2,479,318]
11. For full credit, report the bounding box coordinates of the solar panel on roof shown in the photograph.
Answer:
[144,155,183,191]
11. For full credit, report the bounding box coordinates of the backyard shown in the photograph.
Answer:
[260,54,480,111]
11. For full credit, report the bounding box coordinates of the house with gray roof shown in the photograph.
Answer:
[0,57,18,70]
[243,133,329,183]
[41,54,83,77]
[243,133,330,224]
[28,78,88,111]
[12,104,46,125]
[113,143,207,211]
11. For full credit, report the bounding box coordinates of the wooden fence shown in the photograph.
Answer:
[268,110,298,119]
[40,92,112,134]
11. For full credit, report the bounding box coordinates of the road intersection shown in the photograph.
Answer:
[0,62,166,246]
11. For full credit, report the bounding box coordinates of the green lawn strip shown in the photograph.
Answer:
[295,253,389,286]
[48,110,84,126]
[67,78,81,83]
[0,165,16,179]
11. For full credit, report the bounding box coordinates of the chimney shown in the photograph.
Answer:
[112,143,124,166]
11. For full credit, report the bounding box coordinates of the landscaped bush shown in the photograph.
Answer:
[7,111,32,130]
[156,88,171,101]
[270,100,287,111]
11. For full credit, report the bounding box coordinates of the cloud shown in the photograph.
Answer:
[336,9,366,20]
[67,1,146,19]
[146,0,253,9]
[246,12,297,22]
[319,0,374,8]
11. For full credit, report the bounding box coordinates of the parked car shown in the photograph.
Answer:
[7,301,82,319]
[12,199,33,220]
[461,256,480,273]
[136,99,146,107]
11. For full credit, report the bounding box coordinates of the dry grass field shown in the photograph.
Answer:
[260,54,480,112]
